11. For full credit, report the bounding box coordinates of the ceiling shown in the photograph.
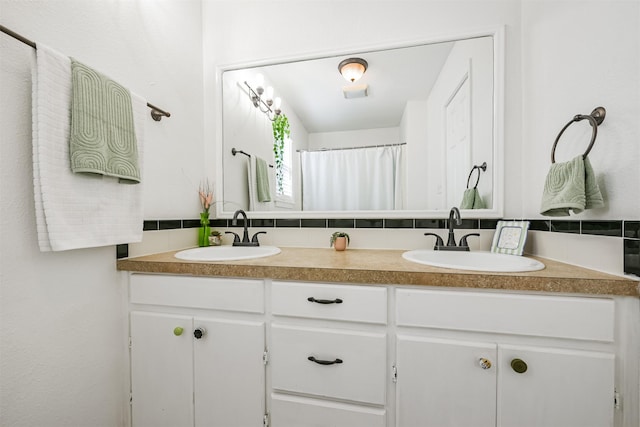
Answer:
[226,41,456,134]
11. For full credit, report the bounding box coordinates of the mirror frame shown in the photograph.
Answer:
[215,26,504,219]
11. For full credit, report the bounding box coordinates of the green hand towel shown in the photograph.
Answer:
[460,188,486,209]
[256,157,271,202]
[70,59,140,184]
[540,155,604,216]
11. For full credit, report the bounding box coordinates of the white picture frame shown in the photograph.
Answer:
[491,220,530,255]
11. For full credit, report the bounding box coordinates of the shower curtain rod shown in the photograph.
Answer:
[297,142,406,153]
[0,24,171,121]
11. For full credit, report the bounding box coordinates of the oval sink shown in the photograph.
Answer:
[402,250,544,272]
[175,245,281,262]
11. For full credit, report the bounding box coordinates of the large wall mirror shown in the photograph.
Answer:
[216,28,504,218]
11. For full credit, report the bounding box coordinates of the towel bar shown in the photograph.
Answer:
[551,107,605,163]
[232,148,274,168]
[1,24,171,121]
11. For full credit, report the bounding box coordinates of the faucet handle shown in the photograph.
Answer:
[459,233,480,249]
[225,231,240,243]
[251,231,266,245]
[423,233,445,249]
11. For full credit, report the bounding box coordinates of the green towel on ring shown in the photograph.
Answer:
[460,188,486,209]
[70,59,140,184]
[255,157,272,202]
[540,155,604,216]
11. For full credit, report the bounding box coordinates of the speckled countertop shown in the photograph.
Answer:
[117,247,640,297]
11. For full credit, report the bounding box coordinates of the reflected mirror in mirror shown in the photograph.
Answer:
[218,29,503,218]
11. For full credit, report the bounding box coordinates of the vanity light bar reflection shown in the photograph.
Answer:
[244,73,282,122]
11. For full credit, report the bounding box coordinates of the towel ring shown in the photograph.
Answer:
[551,107,606,163]
[466,162,487,189]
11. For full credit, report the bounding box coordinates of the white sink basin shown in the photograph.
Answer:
[175,245,281,261]
[402,250,545,272]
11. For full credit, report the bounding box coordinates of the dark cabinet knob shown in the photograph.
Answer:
[511,358,528,374]
[193,327,206,340]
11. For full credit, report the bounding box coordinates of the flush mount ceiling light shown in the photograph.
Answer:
[338,58,368,83]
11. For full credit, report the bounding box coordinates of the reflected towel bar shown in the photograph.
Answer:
[0,24,171,121]
[231,148,274,168]
[466,162,487,189]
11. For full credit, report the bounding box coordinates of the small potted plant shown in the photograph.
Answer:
[330,231,350,251]
[208,230,222,246]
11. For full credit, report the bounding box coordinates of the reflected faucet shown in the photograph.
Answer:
[225,209,266,247]
[423,207,479,251]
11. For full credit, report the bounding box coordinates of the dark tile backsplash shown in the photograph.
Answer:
[131,216,639,276]
[251,219,275,227]
[624,221,640,239]
[479,219,500,230]
[356,219,384,228]
[624,239,640,276]
[158,220,181,230]
[529,220,551,232]
[581,221,622,237]
[182,219,201,229]
[384,219,414,229]
[116,244,129,259]
[143,220,158,231]
[550,220,580,234]
[275,219,300,228]
[328,219,355,229]
[301,219,327,228]
[415,219,446,229]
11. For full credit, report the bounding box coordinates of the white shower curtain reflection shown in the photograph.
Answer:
[301,145,405,211]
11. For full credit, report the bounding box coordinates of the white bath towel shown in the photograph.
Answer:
[32,43,145,251]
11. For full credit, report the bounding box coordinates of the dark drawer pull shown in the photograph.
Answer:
[307,297,343,305]
[308,356,343,365]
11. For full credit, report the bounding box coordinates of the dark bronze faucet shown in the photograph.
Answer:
[423,207,479,251]
[225,209,266,247]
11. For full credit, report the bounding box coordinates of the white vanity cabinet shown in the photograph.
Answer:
[395,288,617,427]
[128,274,266,427]
[125,273,635,427]
[269,281,388,427]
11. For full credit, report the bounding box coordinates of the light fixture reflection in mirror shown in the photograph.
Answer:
[218,28,504,218]
[244,74,283,122]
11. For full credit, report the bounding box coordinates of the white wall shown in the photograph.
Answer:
[521,0,640,220]
[518,1,640,274]
[0,1,204,425]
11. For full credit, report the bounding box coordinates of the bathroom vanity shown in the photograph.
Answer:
[119,248,639,427]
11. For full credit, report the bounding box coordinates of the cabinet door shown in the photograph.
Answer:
[194,317,265,427]
[396,335,497,427]
[130,312,194,427]
[498,344,615,427]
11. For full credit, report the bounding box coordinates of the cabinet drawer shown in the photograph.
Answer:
[396,288,614,342]
[270,324,387,405]
[271,394,386,427]
[130,274,264,313]
[271,281,387,324]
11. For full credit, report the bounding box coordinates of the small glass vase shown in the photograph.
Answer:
[198,212,210,247]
